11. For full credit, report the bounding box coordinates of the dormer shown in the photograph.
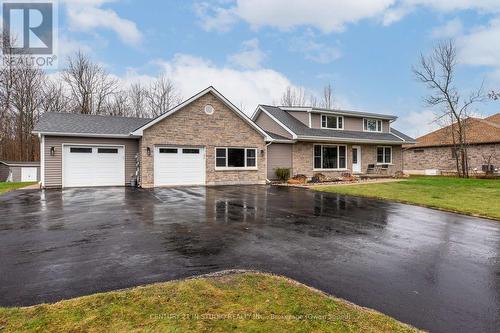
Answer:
[279,106,395,133]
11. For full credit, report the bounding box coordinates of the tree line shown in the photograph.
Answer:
[0,45,183,162]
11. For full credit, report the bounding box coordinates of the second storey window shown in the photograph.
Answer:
[314,145,347,169]
[216,148,257,169]
[321,115,343,129]
[364,118,383,132]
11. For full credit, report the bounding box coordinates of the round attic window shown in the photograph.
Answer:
[204,104,214,115]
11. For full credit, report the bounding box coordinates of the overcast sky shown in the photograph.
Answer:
[53,0,500,137]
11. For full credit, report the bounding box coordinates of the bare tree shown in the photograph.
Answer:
[63,51,117,115]
[128,82,148,117]
[321,83,334,109]
[41,80,71,114]
[413,39,485,177]
[280,86,306,106]
[144,75,181,116]
[105,91,131,116]
[488,91,500,100]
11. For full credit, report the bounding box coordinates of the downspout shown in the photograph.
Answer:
[265,141,273,183]
[39,133,44,188]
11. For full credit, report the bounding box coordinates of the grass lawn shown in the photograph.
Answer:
[0,272,419,333]
[0,182,37,195]
[315,176,500,220]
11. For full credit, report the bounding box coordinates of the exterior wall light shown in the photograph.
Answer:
[147,147,151,156]
[50,147,55,156]
[260,149,265,156]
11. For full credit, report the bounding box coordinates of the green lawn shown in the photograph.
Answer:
[315,176,500,220]
[0,182,37,194]
[0,272,420,333]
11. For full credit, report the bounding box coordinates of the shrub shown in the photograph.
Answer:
[274,168,291,182]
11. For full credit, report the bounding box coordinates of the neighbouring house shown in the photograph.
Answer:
[32,86,415,188]
[403,113,500,175]
[0,161,40,182]
[252,105,415,180]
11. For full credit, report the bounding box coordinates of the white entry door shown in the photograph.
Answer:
[154,147,205,186]
[352,146,361,173]
[21,167,37,182]
[63,145,125,187]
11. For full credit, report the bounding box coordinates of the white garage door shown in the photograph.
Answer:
[21,167,38,182]
[154,147,205,186]
[63,145,125,187]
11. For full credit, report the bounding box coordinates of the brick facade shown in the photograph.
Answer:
[140,92,267,187]
[291,142,403,178]
[404,143,500,174]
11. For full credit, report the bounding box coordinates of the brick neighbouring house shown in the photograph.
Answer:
[403,113,500,175]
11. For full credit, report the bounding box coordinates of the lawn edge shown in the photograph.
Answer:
[312,187,499,221]
[0,270,422,332]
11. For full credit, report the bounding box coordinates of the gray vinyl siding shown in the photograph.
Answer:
[0,164,9,181]
[11,167,21,182]
[311,114,391,133]
[43,136,140,188]
[286,111,309,126]
[254,112,293,139]
[267,143,293,179]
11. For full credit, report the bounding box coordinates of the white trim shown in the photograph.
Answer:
[253,106,298,139]
[214,147,259,171]
[280,106,397,120]
[62,143,126,188]
[308,112,312,128]
[376,146,393,164]
[363,118,383,133]
[313,144,348,171]
[40,134,44,187]
[32,131,138,138]
[320,114,344,130]
[132,86,271,140]
[297,136,403,144]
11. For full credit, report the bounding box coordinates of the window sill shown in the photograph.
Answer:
[319,127,344,131]
[376,163,393,166]
[313,168,349,172]
[215,167,258,171]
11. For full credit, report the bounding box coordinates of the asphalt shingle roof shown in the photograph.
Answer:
[33,112,152,136]
[259,105,412,143]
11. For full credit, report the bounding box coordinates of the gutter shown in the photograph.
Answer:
[296,135,406,145]
[32,131,141,138]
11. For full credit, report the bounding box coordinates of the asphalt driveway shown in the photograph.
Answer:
[0,186,498,333]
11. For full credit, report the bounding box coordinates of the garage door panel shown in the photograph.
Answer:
[154,147,205,186]
[63,146,125,187]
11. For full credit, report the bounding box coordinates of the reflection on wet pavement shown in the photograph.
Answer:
[0,186,498,333]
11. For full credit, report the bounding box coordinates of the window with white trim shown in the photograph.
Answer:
[321,114,343,129]
[215,148,257,168]
[314,145,346,169]
[364,118,383,132]
[377,146,392,164]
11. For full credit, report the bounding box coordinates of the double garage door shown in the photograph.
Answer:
[63,145,125,187]
[154,147,205,186]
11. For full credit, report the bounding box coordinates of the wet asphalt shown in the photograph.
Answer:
[0,186,498,332]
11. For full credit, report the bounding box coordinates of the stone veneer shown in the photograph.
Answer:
[404,143,500,174]
[140,92,267,187]
[292,142,403,178]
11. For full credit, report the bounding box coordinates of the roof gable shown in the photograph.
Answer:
[254,105,410,144]
[132,86,270,139]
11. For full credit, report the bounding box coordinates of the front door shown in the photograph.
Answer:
[352,146,361,173]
